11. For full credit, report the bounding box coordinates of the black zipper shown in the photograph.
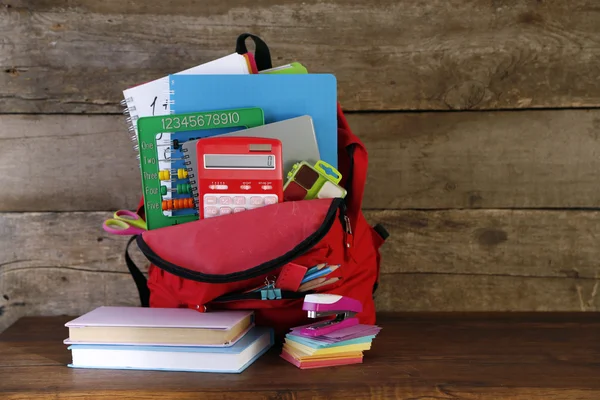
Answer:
[339,143,356,247]
[136,198,345,284]
[345,143,356,202]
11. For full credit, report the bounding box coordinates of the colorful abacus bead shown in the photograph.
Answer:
[158,170,170,180]
[160,184,192,195]
[177,169,188,179]
[158,169,188,181]
[177,183,192,194]
[161,198,194,211]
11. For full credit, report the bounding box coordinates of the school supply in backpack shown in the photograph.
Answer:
[122,53,253,148]
[122,50,298,178]
[68,326,273,373]
[283,160,347,201]
[102,210,147,236]
[298,277,340,292]
[300,265,340,286]
[184,116,320,176]
[259,62,308,75]
[168,73,338,168]
[274,263,309,292]
[194,137,283,219]
[63,307,254,347]
[136,108,265,229]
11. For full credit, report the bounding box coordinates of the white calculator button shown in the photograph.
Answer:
[219,196,232,205]
[250,196,264,205]
[264,196,278,205]
[220,207,232,215]
[209,184,229,190]
[240,185,251,190]
[205,196,217,205]
[233,196,246,205]
[261,185,273,190]
[204,206,218,216]
[234,207,246,213]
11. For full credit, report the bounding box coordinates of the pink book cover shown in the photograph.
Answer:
[64,307,253,347]
[65,307,252,329]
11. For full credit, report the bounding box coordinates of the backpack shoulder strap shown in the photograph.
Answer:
[336,103,368,225]
[125,235,150,307]
[235,33,272,71]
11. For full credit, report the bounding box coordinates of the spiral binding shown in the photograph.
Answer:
[122,95,142,169]
[182,152,200,207]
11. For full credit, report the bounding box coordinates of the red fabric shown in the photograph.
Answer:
[141,199,335,277]
[139,105,386,336]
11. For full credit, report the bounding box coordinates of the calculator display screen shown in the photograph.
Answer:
[204,154,275,169]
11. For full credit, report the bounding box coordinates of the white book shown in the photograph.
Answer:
[68,327,273,373]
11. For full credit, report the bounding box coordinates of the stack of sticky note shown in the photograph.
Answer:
[280,323,381,369]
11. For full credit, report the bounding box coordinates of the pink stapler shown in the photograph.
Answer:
[299,294,362,337]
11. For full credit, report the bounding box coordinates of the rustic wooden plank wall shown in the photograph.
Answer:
[1,0,599,331]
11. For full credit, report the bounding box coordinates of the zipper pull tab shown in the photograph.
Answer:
[344,214,353,248]
[340,201,353,249]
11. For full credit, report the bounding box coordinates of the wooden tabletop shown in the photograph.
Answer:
[1,313,599,399]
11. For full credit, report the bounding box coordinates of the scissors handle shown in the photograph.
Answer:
[103,219,146,236]
[114,210,147,230]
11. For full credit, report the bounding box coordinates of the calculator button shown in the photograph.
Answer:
[264,196,278,205]
[234,207,246,213]
[240,185,251,190]
[233,196,246,205]
[204,206,218,217]
[209,184,228,190]
[205,196,217,205]
[250,196,264,205]
[219,207,232,215]
[261,185,273,190]
[219,196,232,205]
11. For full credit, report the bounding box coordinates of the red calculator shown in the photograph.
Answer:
[195,137,283,219]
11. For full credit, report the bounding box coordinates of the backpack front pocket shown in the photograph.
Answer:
[138,198,347,307]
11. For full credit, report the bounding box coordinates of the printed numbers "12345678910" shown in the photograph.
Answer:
[161,112,241,130]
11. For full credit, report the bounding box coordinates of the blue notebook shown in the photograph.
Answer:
[169,74,338,167]
[68,327,273,373]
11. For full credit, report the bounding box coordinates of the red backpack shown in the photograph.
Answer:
[124,34,388,336]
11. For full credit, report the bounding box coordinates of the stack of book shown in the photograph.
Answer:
[64,307,273,373]
[280,323,381,369]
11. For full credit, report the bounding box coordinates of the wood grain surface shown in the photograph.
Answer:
[2,0,600,332]
[2,0,600,113]
[2,109,600,212]
[1,313,600,399]
[2,210,599,332]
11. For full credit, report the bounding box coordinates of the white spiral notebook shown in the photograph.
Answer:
[122,53,252,211]
[122,53,252,151]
